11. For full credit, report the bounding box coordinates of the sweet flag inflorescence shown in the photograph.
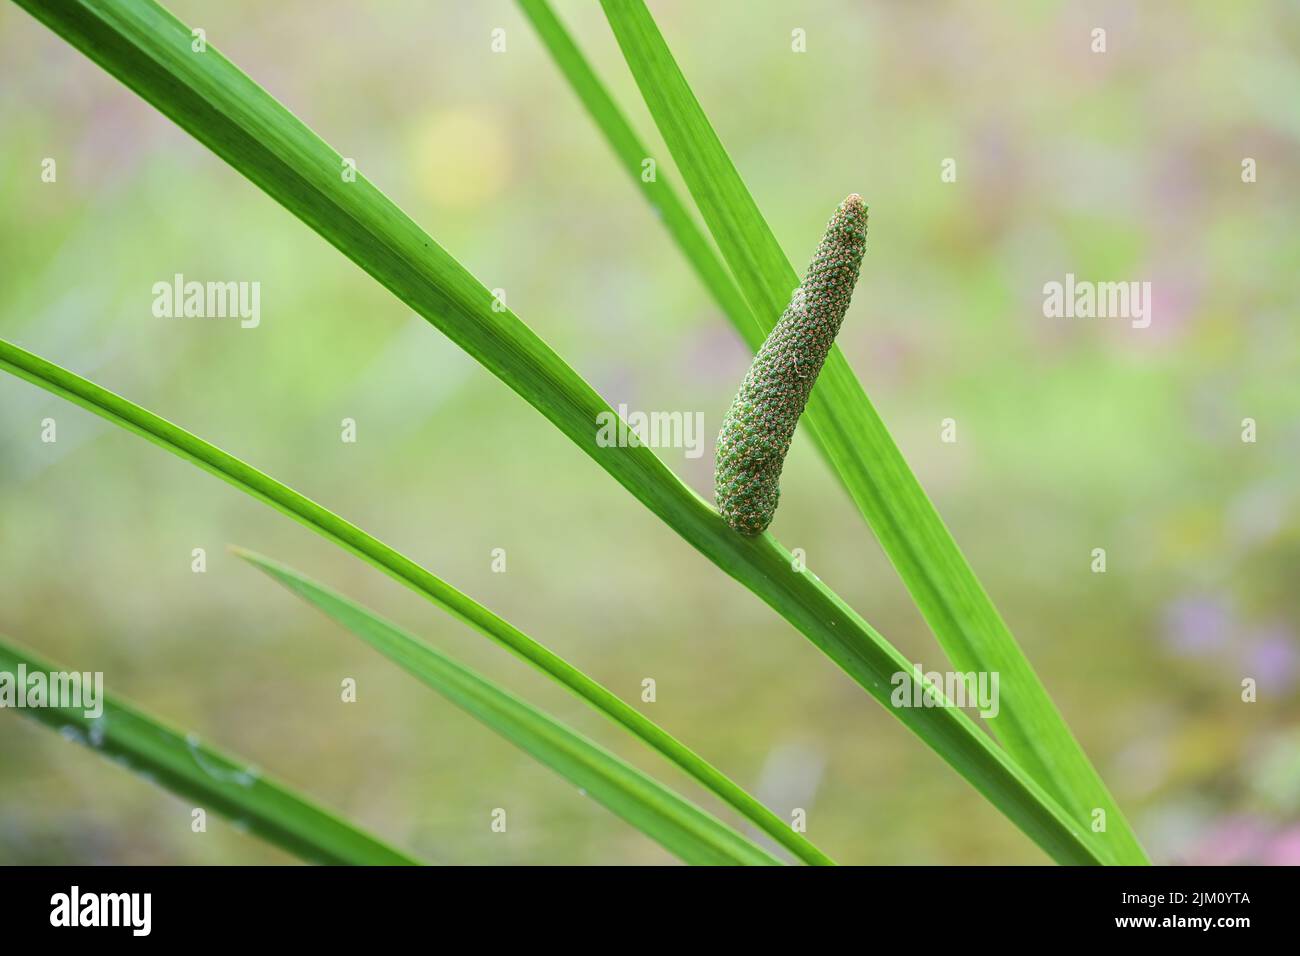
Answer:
[715,194,868,535]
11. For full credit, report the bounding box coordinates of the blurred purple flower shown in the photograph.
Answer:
[1189,815,1268,865]
[1161,595,1231,655]
[1265,825,1300,866]
[1249,626,1298,693]
[1142,266,1202,342]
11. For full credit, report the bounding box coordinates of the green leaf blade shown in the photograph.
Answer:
[516,0,755,337]
[234,548,781,866]
[0,636,418,865]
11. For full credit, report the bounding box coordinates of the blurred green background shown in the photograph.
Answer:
[1,0,1297,865]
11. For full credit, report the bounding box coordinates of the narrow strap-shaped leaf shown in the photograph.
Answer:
[0,636,418,865]
[9,0,1109,863]
[0,338,829,866]
[598,0,1147,865]
[516,0,755,336]
[234,549,780,866]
